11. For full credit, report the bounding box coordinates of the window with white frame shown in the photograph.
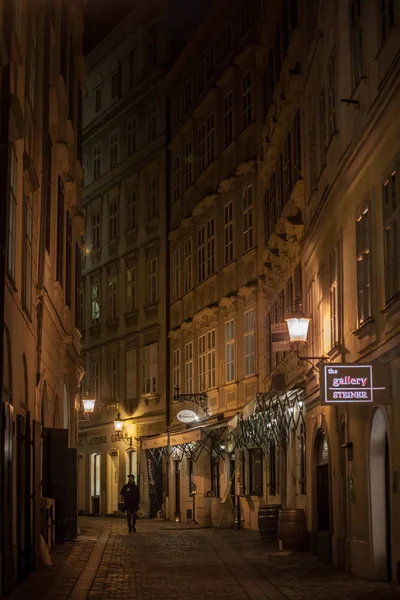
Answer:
[242,70,252,129]
[95,85,102,113]
[111,69,120,99]
[185,342,193,393]
[172,248,180,302]
[108,355,118,399]
[90,361,100,398]
[329,241,342,347]
[223,91,233,148]
[126,265,137,312]
[127,117,137,155]
[173,348,180,390]
[382,170,399,303]
[349,0,365,87]
[198,330,216,391]
[92,211,101,250]
[147,103,156,141]
[198,113,215,174]
[185,140,193,189]
[126,189,137,231]
[243,186,254,252]
[146,256,158,305]
[147,175,158,220]
[93,145,101,180]
[91,282,100,324]
[141,343,158,395]
[7,148,17,279]
[108,201,118,241]
[173,155,180,202]
[184,237,192,294]
[244,310,255,376]
[22,196,32,312]
[224,201,234,264]
[225,320,235,383]
[327,51,337,140]
[356,206,371,326]
[107,272,117,319]
[198,218,215,283]
[184,79,192,112]
[109,131,118,169]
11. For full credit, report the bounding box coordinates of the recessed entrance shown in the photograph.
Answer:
[315,430,331,563]
[370,409,391,581]
[174,461,181,519]
[107,450,119,514]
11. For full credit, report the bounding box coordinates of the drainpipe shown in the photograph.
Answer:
[36,7,50,388]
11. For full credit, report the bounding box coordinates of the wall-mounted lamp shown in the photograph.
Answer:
[113,412,132,447]
[82,391,96,413]
[285,305,329,371]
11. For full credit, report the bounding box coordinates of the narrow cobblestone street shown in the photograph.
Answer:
[8,517,400,600]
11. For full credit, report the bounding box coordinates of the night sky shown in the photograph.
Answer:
[83,0,135,55]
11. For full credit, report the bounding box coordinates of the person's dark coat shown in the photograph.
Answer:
[120,482,140,509]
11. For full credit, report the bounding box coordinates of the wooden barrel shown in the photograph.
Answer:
[277,509,306,550]
[258,504,281,539]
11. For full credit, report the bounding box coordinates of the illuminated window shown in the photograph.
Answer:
[146,257,158,305]
[107,272,117,319]
[141,343,158,395]
[244,310,255,376]
[225,320,235,383]
[107,355,118,399]
[198,218,215,283]
[185,342,193,393]
[91,283,100,325]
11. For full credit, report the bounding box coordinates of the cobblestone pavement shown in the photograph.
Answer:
[6,520,102,600]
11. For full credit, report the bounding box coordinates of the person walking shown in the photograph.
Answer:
[120,474,140,532]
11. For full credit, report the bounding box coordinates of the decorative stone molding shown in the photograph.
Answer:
[124,249,139,266]
[219,295,238,316]
[238,284,257,305]
[235,159,257,178]
[144,240,159,258]
[218,177,236,195]
[192,193,218,218]
[193,305,219,331]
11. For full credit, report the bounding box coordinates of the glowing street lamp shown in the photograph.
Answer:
[82,391,96,414]
[285,307,310,344]
[113,412,132,447]
[114,412,123,432]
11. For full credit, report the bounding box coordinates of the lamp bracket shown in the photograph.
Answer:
[173,386,208,415]
[296,349,330,373]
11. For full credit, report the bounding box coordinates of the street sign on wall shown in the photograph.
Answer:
[320,363,389,405]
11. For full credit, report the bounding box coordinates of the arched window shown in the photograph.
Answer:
[317,432,329,466]
[91,452,101,497]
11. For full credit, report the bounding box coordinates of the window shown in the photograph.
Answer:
[146,257,158,305]
[327,51,337,140]
[173,348,180,390]
[95,85,102,113]
[172,248,180,302]
[349,0,364,87]
[198,218,215,283]
[309,121,317,192]
[224,201,234,264]
[126,349,137,399]
[107,272,117,319]
[126,265,137,312]
[198,330,216,391]
[244,310,255,376]
[109,131,118,169]
[382,170,399,302]
[27,16,36,106]
[147,20,157,67]
[91,283,100,324]
[243,186,253,252]
[379,0,396,43]
[242,70,252,129]
[184,79,192,112]
[56,177,65,285]
[111,69,120,99]
[223,91,233,148]
[93,145,101,180]
[147,176,158,220]
[108,355,118,399]
[356,206,371,326]
[66,212,72,307]
[127,118,136,155]
[90,361,100,398]
[329,241,342,347]
[283,133,292,204]
[22,197,32,311]
[249,449,263,496]
[198,59,206,91]
[185,342,193,393]
[108,201,118,241]
[225,320,235,383]
[184,237,192,294]
[7,149,17,279]
[318,87,326,170]
[185,141,193,189]
[147,103,156,141]
[92,211,101,250]
[141,343,158,395]
[198,113,215,174]
[126,189,137,231]
[91,453,101,497]
[173,155,180,202]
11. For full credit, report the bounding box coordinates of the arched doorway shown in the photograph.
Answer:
[78,454,85,514]
[107,450,119,514]
[90,452,101,515]
[370,409,391,580]
[315,429,331,563]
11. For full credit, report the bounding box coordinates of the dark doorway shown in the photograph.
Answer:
[385,436,391,581]
[315,430,331,563]
[338,423,348,569]
[174,461,180,518]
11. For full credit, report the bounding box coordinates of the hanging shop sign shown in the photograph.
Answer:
[177,409,197,424]
[271,323,291,352]
[320,363,389,405]
[142,434,169,450]
[170,428,202,446]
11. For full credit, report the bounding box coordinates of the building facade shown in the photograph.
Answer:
[0,0,84,593]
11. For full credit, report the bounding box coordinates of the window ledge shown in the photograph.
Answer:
[327,343,342,361]
[89,324,101,338]
[381,291,400,320]
[141,393,159,406]
[144,302,159,318]
[106,317,119,333]
[124,310,138,326]
[352,317,375,339]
